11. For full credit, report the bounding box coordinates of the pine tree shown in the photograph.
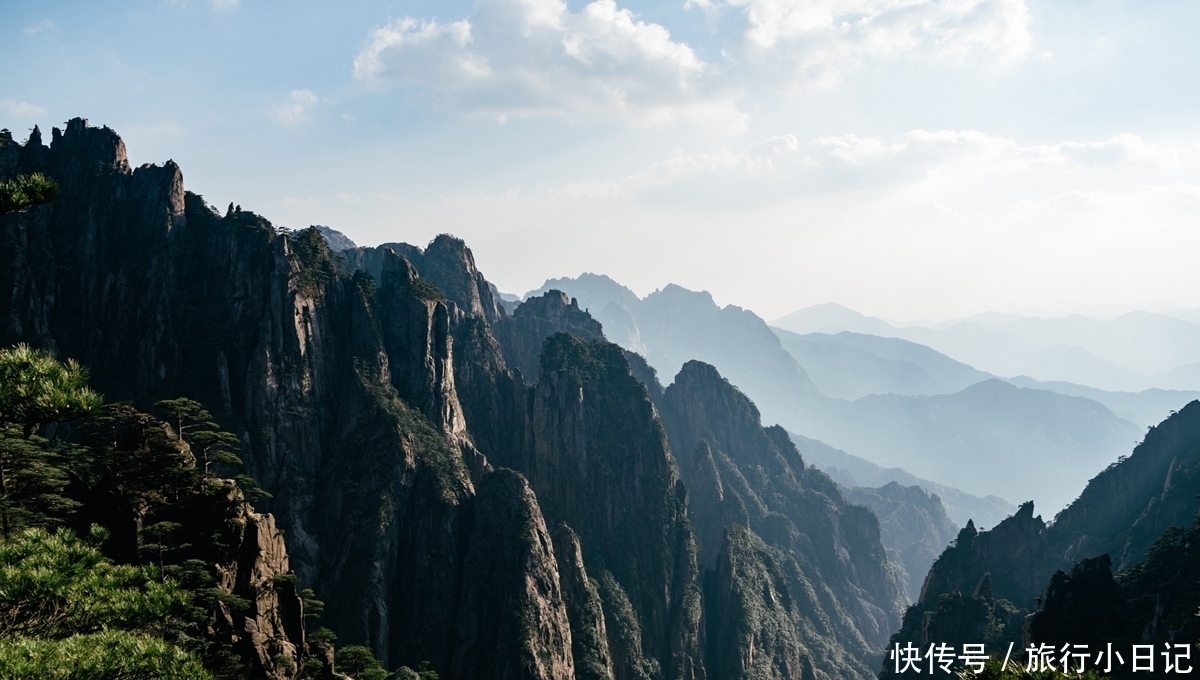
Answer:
[0,345,101,538]
[0,173,59,216]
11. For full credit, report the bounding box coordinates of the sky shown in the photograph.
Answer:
[3,0,1200,323]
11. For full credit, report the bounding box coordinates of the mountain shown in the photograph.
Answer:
[1004,375,1200,429]
[530,276,1139,514]
[1,118,915,680]
[787,433,1013,530]
[657,360,906,678]
[1153,361,1200,391]
[772,329,991,400]
[773,323,1195,432]
[841,483,958,603]
[314,225,357,251]
[775,304,1200,393]
[809,380,1141,511]
[1001,311,1200,378]
[771,303,899,337]
[884,400,1200,675]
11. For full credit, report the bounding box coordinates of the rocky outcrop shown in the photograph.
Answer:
[452,470,574,680]
[660,361,906,680]
[492,291,604,382]
[884,402,1200,675]
[704,526,815,680]
[1022,555,1125,650]
[214,500,307,679]
[842,483,958,602]
[553,524,615,680]
[881,572,1023,678]
[523,335,703,680]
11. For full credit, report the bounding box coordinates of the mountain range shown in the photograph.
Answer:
[525,275,1148,513]
[7,118,1199,680]
[775,302,1200,393]
[1,119,918,680]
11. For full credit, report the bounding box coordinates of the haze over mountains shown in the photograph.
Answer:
[522,274,1200,517]
[775,302,1200,394]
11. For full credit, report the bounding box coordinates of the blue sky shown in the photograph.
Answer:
[4,0,1200,321]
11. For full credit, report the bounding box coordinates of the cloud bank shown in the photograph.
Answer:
[353,0,740,128]
[352,0,1032,126]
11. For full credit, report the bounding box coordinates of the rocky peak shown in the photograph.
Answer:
[215,497,307,679]
[1022,554,1124,651]
[492,290,605,382]
[420,234,504,323]
[50,117,130,173]
[915,501,1051,611]
[842,481,958,602]
[660,359,906,677]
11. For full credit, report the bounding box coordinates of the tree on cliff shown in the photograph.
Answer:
[0,344,101,439]
[0,526,211,679]
[0,345,101,539]
[0,173,58,216]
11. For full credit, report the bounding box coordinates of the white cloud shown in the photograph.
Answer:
[352,0,1033,128]
[271,90,323,126]
[716,0,1032,85]
[0,100,46,118]
[210,0,239,10]
[352,0,744,129]
[22,20,57,35]
[613,130,1199,210]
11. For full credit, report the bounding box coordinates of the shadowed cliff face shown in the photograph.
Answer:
[659,360,906,680]
[842,482,958,602]
[4,118,928,680]
[493,291,605,382]
[0,120,575,677]
[884,401,1200,675]
[523,335,703,680]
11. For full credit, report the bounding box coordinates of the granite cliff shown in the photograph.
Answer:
[2,119,911,680]
[883,400,1200,675]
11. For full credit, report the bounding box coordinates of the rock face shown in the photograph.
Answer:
[885,401,1200,675]
[842,483,958,602]
[452,470,575,680]
[0,120,572,678]
[215,501,307,679]
[2,119,917,680]
[522,335,703,680]
[492,291,605,381]
[659,361,906,680]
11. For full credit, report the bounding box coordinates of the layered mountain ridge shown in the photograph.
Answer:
[884,400,1200,676]
[0,119,908,679]
[525,274,1141,513]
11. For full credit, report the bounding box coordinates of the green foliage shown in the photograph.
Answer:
[0,629,212,679]
[392,660,440,680]
[0,354,321,679]
[0,344,101,438]
[0,527,188,638]
[288,226,338,295]
[337,644,386,679]
[155,397,243,477]
[77,403,199,512]
[300,587,325,622]
[0,173,59,216]
[309,626,337,646]
[411,278,445,302]
[0,428,78,537]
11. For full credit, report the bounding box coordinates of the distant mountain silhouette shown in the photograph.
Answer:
[774,303,1200,392]
[527,277,1140,514]
[773,329,991,400]
[789,432,1014,529]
